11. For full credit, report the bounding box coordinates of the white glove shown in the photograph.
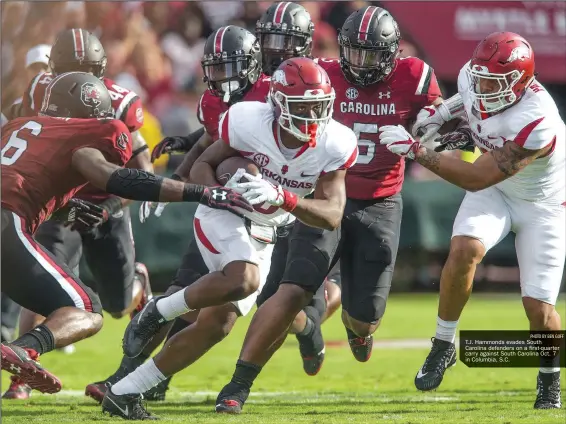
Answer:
[154,202,168,217]
[236,173,285,206]
[379,125,422,160]
[224,168,247,194]
[139,201,169,223]
[411,103,452,143]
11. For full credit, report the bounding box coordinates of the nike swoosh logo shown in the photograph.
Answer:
[416,368,427,379]
[107,396,129,416]
[300,172,316,177]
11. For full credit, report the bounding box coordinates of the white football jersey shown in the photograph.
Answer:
[219,101,358,226]
[459,63,565,203]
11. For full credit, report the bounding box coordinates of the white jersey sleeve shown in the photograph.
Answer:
[457,62,470,95]
[506,106,556,151]
[218,101,270,152]
[321,120,359,174]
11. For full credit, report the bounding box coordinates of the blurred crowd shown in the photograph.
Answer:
[0,1,439,174]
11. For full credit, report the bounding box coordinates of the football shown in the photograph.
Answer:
[215,156,260,185]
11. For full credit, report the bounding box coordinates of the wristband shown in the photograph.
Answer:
[182,184,205,202]
[281,189,298,212]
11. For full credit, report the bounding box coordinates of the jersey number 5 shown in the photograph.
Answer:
[353,123,378,165]
[1,121,42,166]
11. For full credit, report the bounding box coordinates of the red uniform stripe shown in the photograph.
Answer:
[513,117,544,147]
[214,27,227,54]
[72,28,85,61]
[358,7,377,41]
[194,218,220,254]
[274,2,290,24]
[220,111,230,144]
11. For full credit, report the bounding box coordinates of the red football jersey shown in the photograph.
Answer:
[196,74,271,140]
[1,117,132,233]
[21,72,144,203]
[317,57,442,199]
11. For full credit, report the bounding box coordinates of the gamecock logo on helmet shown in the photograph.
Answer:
[80,82,102,108]
[272,70,288,86]
[506,45,531,63]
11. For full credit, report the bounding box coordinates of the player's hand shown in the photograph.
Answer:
[199,186,254,215]
[236,174,285,206]
[224,168,247,194]
[379,125,422,160]
[151,136,189,162]
[59,198,108,232]
[434,127,476,153]
[412,103,451,143]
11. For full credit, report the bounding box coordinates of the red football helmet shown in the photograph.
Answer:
[466,32,535,114]
[268,57,335,145]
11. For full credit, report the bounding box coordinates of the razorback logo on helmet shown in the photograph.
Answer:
[80,82,102,108]
[471,64,489,73]
[506,45,531,63]
[117,132,128,150]
[272,69,288,86]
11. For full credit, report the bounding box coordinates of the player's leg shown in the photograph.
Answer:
[513,200,565,409]
[1,295,21,343]
[1,209,103,394]
[82,208,148,319]
[339,196,401,362]
[415,187,512,391]
[321,261,342,323]
[216,222,340,414]
[86,238,208,403]
[122,206,270,358]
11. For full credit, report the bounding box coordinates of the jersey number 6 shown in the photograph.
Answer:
[352,123,378,165]
[1,121,42,166]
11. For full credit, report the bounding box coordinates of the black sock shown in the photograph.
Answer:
[231,360,262,389]
[296,316,315,337]
[165,318,191,342]
[12,324,55,355]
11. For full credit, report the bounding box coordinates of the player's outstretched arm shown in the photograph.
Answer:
[71,147,253,213]
[151,127,206,162]
[190,139,240,186]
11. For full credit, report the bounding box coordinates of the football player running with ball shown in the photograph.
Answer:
[383,32,565,409]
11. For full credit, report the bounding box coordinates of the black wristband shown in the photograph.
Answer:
[182,184,205,202]
[170,173,183,181]
[100,196,123,215]
[106,169,163,201]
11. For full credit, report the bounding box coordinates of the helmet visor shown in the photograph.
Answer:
[203,57,247,82]
[260,33,306,53]
[342,45,389,70]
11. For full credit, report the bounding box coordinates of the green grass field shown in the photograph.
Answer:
[2,293,565,423]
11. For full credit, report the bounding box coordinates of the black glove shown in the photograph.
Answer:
[198,186,254,216]
[434,127,476,153]
[151,127,206,162]
[52,198,108,232]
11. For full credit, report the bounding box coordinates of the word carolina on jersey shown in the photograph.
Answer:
[261,168,314,189]
[339,101,396,116]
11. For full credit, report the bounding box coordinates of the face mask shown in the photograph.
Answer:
[220,80,240,103]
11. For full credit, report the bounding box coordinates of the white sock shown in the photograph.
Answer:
[435,316,458,343]
[540,367,561,374]
[155,289,192,321]
[111,359,166,395]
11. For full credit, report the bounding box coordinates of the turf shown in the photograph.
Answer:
[2,293,565,423]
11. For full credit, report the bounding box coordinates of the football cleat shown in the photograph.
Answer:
[102,388,158,420]
[143,377,171,402]
[2,375,32,399]
[296,322,325,376]
[534,371,562,409]
[215,381,250,414]
[346,328,373,362]
[131,263,153,320]
[122,297,167,358]
[414,337,457,391]
[1,343,61,393]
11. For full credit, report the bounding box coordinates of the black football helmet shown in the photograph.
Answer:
[338,6,401,86]
[256,2,314,76]
[39,72,113,119]
[49,29,107,78]
[201,25,262,104]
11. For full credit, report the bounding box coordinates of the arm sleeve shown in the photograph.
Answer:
[512,117,555,150]
[117,95,144,132]
[322,130,359,174]
[413,61,443,109]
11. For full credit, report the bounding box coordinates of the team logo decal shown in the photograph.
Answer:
[281,165,289,175]
[507,45,531,63]
[253,153,270,168]
[80,82,102,108]
[211,189,227,200]
[273,69,289,86]
[378,91,391,99]
[117,132,128,150]
[346,87,359,100]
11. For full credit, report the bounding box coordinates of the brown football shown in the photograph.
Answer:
[215,156,260,185]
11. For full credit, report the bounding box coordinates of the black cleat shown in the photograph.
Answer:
[215,381,250,414]
[414,337,457,391]
[143,377,171,401]
[346,328,373,362]
[534,371,561,409]
[296,323,325,376]
[122,298,168,358]
[102,387,159,420]
[85,356,142,404]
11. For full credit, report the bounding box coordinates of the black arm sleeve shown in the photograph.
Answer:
[105,169,164,201]
[181,127,206,151]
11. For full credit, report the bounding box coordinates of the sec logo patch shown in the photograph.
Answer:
[346,87,359,100]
